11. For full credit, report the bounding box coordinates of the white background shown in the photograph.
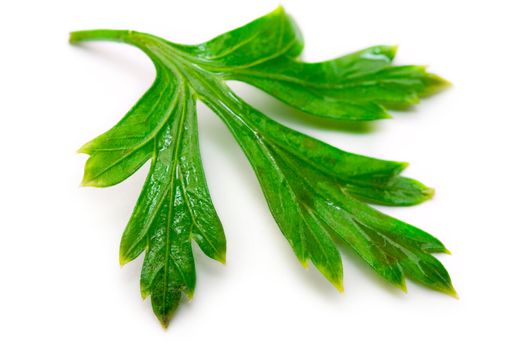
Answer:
[1,0,524,348]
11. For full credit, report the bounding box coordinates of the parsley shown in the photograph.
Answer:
[71,6,455,328]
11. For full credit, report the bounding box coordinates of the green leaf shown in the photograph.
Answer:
[227,47,450,120]
[78,66,178,187]
[205,88,453,295]
[71,6,454,328]
[83,74,226,326]
[176,6,303,69]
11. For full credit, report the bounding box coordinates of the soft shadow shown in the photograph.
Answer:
[120,254,145,284]
[191,242,227,277]
[196,100,265,201]
[294,261,346,297]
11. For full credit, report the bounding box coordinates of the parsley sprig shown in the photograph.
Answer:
[71,7,454,328]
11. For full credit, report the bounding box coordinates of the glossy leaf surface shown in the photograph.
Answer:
[71,6,454,328]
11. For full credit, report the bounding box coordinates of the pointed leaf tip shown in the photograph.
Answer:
[80,177,95,187]
[275,5,285,12]
[379,110,393,119]
[185,289,195,301]
[80,174,105,188]
[334,280,345,293]
[76,143,91,155]
[217,251,227,265]
[390,45,399,57]
[398,161,410,171]
[433,74,453,88]
[119,254,131,267]
[421,73,453,97]
[398,279,408,293]
[159,317,170,329]
[153,303,178,329]
[449,289,459,300]
[299,260,308,269]
[424,187,436,199]
[443,284,459,299]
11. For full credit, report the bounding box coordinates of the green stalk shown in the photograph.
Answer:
[69,29,136,44]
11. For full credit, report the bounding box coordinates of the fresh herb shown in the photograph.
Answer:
[71,6,454,328]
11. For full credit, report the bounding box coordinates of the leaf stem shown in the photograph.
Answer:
[69,29,135,44]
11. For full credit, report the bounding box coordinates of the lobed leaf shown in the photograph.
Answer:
[116,85,225,325]
[228,49,449,121]
[72,6,454,328]
[203,85,452,294]
[79,67,179,187]
[176,6,303,69]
